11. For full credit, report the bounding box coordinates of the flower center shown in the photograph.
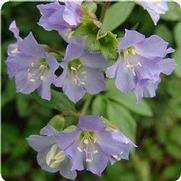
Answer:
[27,57,49,83]
[68,58,87,86]
[46,144,65,168]
[120,46,142,76]
[77,131,98,162]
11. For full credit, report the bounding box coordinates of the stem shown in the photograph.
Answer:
[99,2,111,22]
[60,111,80,118]
[80,95,92,115]
[131,152,150,181]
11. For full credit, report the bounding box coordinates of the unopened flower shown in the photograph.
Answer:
[55,115,135,176]
[106,29,176,102]
[27,124,77,180]
[37,1,83,41]
[6,21,59,100]
[137,0,168,25]
[54,42,107,103]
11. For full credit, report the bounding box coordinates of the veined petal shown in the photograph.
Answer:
[78,115,105,131]
[84,68,105,94]
[27,135,55,152]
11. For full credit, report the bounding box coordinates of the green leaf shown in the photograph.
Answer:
[172,48,181,78]
[106,90,153,116]
[161,2,181,21]
[155,25,173,45]
[49,115,65,131]
[174,22,181,47]
[107,101,136,140]
[97,31,118,60]
[74,18,100,41]
[82,2,97,14]
[91,95,107,117]
[2,81,16,106]
[102,2,135,32]
[34,90,75,112]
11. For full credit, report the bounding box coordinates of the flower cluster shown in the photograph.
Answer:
[6,21,59,100]
[106,29,176,101]
[28,116,136,179]
[5,1,177,180]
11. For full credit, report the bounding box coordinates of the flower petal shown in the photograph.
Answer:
[27,135,55,152]
[78,115,105,131]
[84,68,105,94]
[159,58,176,75]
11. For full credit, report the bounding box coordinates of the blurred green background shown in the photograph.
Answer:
[1,1,181,181]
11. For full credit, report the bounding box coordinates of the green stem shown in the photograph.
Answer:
[99,2,110,22]
[80,95,92,115]
[60,111,80,118]
[131,152,150,181]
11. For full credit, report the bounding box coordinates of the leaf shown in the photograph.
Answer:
[2,81,16,106]
[155,25,173,45]
[102,2,135,32]
[106,90,153,116]
[174,22,181,47]
[49,115,65,131]
[74,17,100,40]
[172,48,181,78]
[91,95,107,117]
[161,2,181,21]
[34,90,75,112]
[97,31,118,61]
[107,101,136,140]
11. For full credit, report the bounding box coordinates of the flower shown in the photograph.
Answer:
[27,124,77,180]
[37,1,83,41]
[6,21,59,100]
[54,42,107,103]
[106,29,176,102]
[55,115,136,176]
[137,0,168,25]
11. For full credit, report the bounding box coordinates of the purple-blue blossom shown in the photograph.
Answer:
[137,0,168,25]
[106,29,176,102]
[6,21,59,100]
[27,124,77,180]
[55,115,136,176]
[37,1,83,41]
[54,42,107,103]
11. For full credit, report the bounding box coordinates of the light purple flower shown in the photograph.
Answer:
[37,1,83,41]
[27,124,77,180]
[137,0,168,25]
[55,115,136,176]
[6,21,59,100]
[54,42,107,103]
[106,29,176,102]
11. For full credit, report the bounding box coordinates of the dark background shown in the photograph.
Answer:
[1,1,181,181]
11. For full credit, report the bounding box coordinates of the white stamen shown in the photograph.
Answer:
[30,78,36,82]
[11,48,18,54]
[31,62,35,67]
[40,75,44,80]
[83,139,89,145]
[77,146,83,152]
[86,158,92,162]
[70,66,77,71]
[39,65,45,69]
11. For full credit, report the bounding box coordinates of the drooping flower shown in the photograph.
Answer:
[37,1,83,41]
[27,124,77,180]
[106,29,176,102]
[6,21,59,100]
[55,115,136,176]
[54,42,107,103]
[137,0,168,25]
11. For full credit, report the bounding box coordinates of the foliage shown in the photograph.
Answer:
[1,1,181,181]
